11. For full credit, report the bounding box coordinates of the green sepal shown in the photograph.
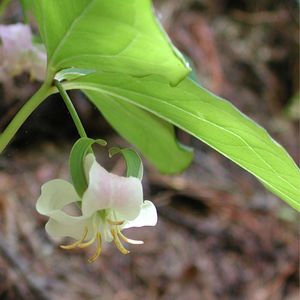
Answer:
[69,137,107,197]
[109,147,143,180]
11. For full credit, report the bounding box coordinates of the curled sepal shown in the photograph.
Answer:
[69,137,107,197]
[109,147,143,180]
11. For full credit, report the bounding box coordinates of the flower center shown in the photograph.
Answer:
[60,224,102,263]
[59,212,143,262]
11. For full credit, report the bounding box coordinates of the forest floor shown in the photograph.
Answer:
[0,0,299,299]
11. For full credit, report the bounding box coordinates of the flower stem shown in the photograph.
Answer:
[0,0,10,18]
[0,83,52,154]
[54,80,87,138]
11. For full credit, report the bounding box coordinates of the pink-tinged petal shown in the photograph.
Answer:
[36,179,80,217]
[0,24,46,80]
[122,200,157,229]
[82,154,143,220]
[0,23,32,57]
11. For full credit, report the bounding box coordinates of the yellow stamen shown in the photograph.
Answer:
[119,231,144,245]
[88,232,102,263]
[77,235,97,248]
[111,228,130,254]
[107,219,124,226]
[60,226,88,250]
[78,222,98,248]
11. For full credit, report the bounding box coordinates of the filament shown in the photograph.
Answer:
[88,232,102,263]
[77,235,97,248]
[111,228,130,254]
[60,226,88,250]
[59,222,105,262]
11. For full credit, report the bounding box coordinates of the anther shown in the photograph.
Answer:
[119,231,144,245]
[107,219,124,226]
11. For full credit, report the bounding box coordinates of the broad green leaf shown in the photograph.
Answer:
[84,90,193,174]
[109,147,143,180]
[65,73,300,210]
[69,137,107,197]
[30,0,189,85]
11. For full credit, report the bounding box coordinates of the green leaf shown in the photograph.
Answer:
[69,137,107,197]
[65,73,300,211]
[84,90,193,174]
[30,0,190,85]
[109,147,143,180]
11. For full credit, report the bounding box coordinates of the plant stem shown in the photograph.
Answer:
[54,80,87,138]
[0,83,52,154]
[20,0,28,23]
[0,0,10,18]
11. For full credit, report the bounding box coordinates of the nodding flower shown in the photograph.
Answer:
[36,153,157,262]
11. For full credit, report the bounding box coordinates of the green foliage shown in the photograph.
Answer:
[30,0,189,85]
[1,0,298,211]
[65,73,300,210]
[31,0,300,210]
[85,90,193,173]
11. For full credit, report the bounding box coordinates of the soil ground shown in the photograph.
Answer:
[0,1,299,299]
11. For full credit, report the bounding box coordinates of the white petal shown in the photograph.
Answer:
[82,155,143,220]
[45,213,94,240]
[36,179,80,217]
[122,200,157,229]
[83,153,95,179]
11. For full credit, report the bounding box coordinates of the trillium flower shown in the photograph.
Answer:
[36,154,157,262]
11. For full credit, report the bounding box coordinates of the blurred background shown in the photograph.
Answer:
[0,0,299,299]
